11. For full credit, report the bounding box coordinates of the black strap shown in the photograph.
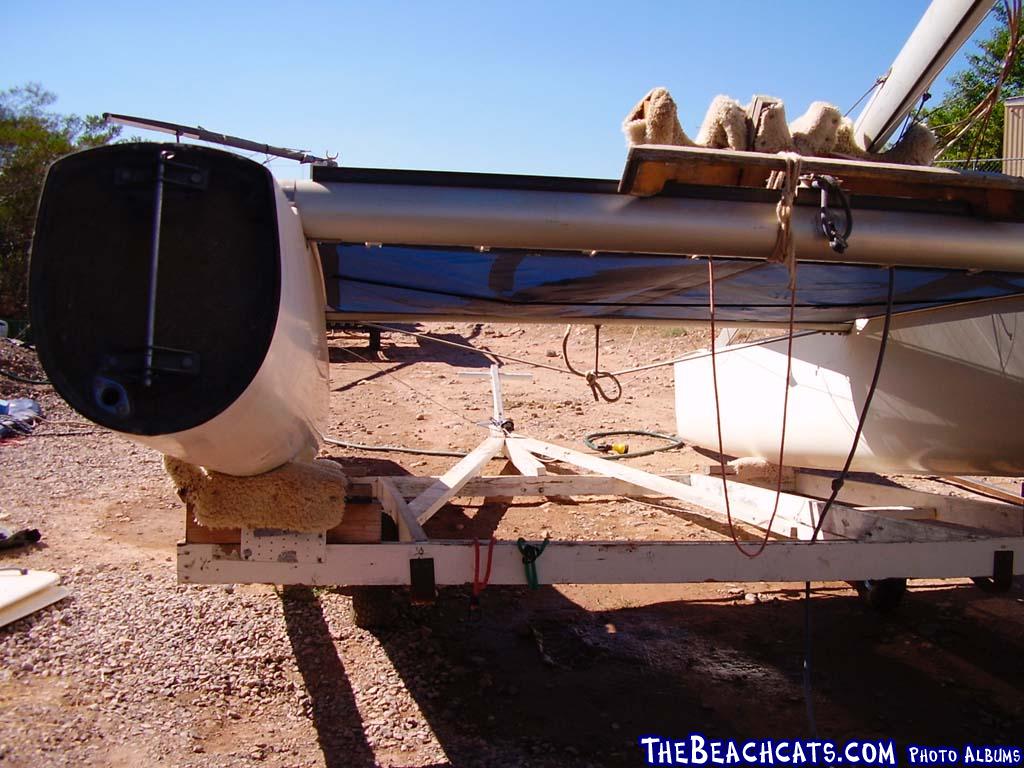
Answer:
[812,175,853,253]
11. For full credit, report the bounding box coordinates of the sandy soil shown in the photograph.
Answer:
[1,325,1022,767]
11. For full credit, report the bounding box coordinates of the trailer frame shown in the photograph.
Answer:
[177,366,1023,595]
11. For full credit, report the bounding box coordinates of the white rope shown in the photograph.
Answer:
[768,151,803,289]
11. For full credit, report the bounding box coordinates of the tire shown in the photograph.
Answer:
[853,578,907,613]
[351,512,402,629]
[351,586,398,629]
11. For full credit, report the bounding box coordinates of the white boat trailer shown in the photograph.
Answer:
[177,366,1023,605]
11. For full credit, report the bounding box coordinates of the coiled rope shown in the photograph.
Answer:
[768,151,803,289]
[561,324,622,403]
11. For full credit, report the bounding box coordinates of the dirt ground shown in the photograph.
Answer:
[1,324,1022,767]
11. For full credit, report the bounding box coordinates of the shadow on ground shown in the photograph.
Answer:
[282,586,376,768]
[282,576,1024,767]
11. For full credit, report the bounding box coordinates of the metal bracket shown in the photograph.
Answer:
[457,365,533,435]
[93,345,200,417]
[102,346,200,378]
[240,529,326,564]
[972,550,1014,593]
[114,160,208,191]
[409,557,436,604]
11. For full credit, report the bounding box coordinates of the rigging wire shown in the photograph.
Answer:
[844,74,889,117]
[362,320,825,381]
[332,344,484,431]
[613,330,821,376]
[361,322,568,374]
[322,437,468,458]
[896,91,932,144]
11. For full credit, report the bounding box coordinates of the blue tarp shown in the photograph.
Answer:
[0,398,42,438]
[323,244,1024,325]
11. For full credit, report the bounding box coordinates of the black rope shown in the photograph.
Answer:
[802,580,817,738]
[897,91,932,144]
[809,267,896,542]
[0,367,50,385]
[801,266,897,739]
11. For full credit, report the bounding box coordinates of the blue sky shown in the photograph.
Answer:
[3,1,996,180]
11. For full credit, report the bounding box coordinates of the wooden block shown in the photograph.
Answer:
[184,504,240,545]
[184,500,381,545]
[705,464,738,476]
[620,144,1024,220]
[347,481,374,498]
[726,458,796,489]
[327,502,382,543]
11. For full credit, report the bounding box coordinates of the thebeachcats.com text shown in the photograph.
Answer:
[637,734,1023,766]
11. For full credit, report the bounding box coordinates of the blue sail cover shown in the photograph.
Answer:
[322,243,1024,325]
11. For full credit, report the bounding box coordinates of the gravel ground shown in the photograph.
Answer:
[1,326,1022,767]
[0,338,49,399]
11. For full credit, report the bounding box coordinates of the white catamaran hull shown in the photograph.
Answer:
[149,187,329,475]
[675,297,1024,476]
[30,144,328,477]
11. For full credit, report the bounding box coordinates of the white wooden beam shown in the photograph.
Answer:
[178,538,1024,586]
[384,473,692,499]
[686,474,973,543]
[377,478,427,542]
[512,436,736,506]
[794,472,1024,535]
[504,437,547,477]
[685,473,825,540]
[408,436,505,524]
[511,436,822,539]
[938,476,1024,508]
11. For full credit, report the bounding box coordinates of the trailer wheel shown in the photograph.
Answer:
[351,587,399,629]
[853,578,907,613]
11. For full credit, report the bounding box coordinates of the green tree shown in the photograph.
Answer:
[0,83,120,320]
[925,3,1023,163]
